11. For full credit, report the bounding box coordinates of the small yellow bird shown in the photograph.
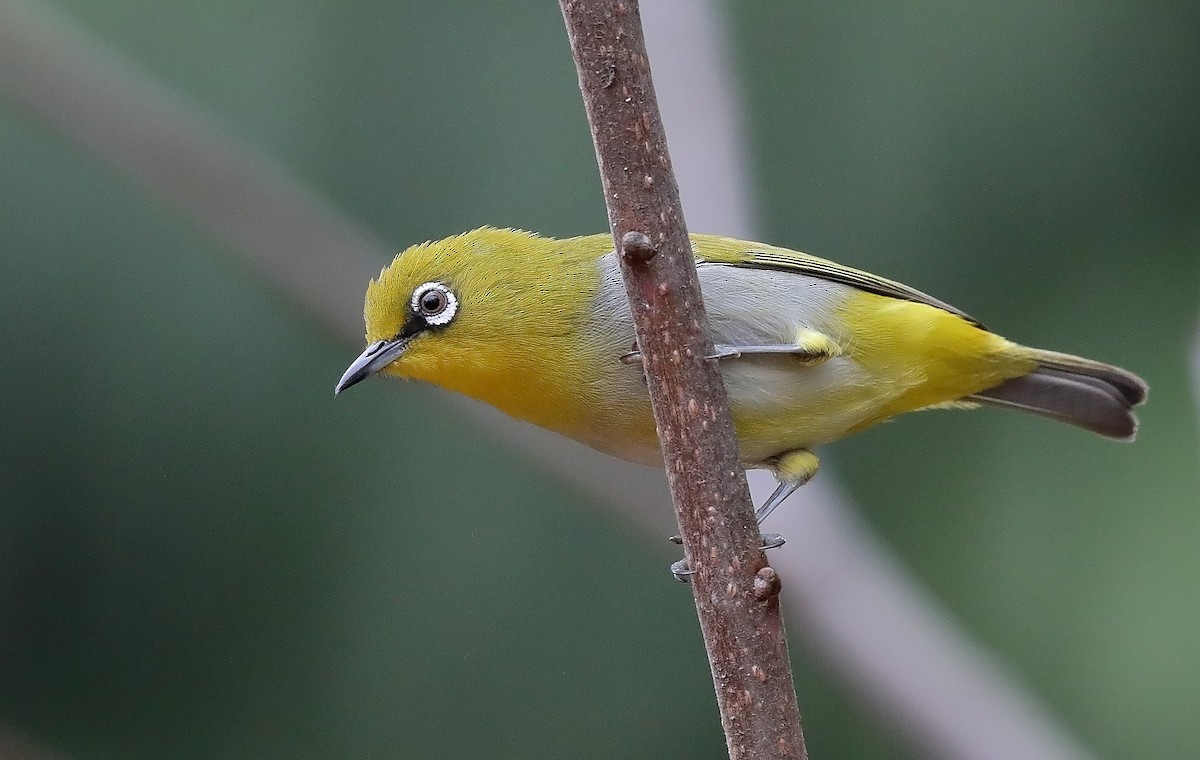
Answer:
[336,228,1147,521]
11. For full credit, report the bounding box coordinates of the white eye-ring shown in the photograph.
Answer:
[411,281,457,326]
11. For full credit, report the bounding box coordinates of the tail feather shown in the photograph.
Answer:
[1031,349,1148,405]
[970,350,1148,441]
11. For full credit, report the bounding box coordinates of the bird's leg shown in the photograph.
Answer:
[667,475,796,581]
[622,346,741,364]
[674,452,816,582]
[667,451,820,581]
[756,449,820,523]
[621,337,836,365]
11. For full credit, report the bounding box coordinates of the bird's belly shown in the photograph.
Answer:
[558,355,882,468]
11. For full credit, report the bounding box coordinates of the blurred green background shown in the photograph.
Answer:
[2,1,1197,758]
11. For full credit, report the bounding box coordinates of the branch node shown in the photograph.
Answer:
[753,566,782,601]
[620,230,656,262]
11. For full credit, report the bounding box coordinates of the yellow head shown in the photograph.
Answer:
[334,228,613,426]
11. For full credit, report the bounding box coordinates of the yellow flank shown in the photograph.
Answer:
[710,294,1033,462]
[340,227,1145,490]
[836,291,1037,433]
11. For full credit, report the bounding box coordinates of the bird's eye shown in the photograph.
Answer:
[410,281,457,327]
[420,289,445,314]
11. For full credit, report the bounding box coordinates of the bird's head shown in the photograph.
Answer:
[334,228,591,397]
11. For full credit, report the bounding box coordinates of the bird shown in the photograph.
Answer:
[335,227,1147,523]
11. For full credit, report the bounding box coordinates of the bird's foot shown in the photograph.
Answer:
[667,532,785,583]
[670,558,695,583]
[760,532,786,550]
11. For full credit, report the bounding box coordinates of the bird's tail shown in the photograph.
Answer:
[970,349,1148,441]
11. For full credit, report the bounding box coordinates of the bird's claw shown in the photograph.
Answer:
[705,347,741,360]
[668,535,691,581]
[760,532,786,550]
[625,345,742,364]
[669,530,782,582]
[670,558,694,583]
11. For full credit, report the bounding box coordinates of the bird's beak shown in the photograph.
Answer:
[334,338,409,395]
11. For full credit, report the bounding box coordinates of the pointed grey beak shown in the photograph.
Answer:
[334,339,409,395]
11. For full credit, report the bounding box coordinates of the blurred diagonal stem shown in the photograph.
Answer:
[0,1,1099,759]
[1193,320,1200,429]
[0,0,380,340]
[0,729,71,760]
[559,1,807,757]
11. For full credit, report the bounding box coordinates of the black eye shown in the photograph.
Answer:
[410,282,458,327]
[419,289,446,315]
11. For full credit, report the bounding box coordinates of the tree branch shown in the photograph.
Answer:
[558,2,807,757]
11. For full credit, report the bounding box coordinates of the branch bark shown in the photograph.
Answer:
[558,2,807,757]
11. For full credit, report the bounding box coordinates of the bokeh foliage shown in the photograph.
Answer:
[1,1,1197,758]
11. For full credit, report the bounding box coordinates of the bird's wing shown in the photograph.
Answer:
[694,238,984,329]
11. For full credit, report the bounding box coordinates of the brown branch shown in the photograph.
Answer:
[558,2,807,757]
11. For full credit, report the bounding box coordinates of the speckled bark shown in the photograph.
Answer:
[558,2,808,758]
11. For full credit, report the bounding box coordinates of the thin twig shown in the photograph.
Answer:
[558,2,807,757]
